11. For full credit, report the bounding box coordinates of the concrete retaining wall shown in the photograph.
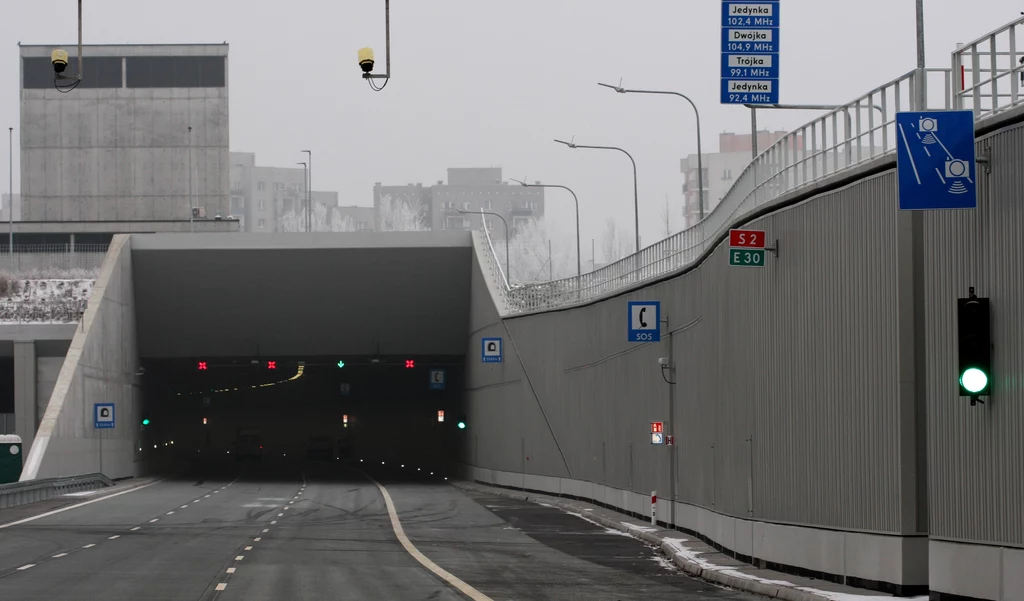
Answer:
[20,235,142,480]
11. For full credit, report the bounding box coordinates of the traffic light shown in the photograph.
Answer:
[142,418,150,426]
[337,360,346,369]
[267,360,277,370]
[202,417,208,425]
[457,414,467,429]
[405,360,415,368]
[957,288,992,404]
[197,361,207,371]
[437,410,445,423]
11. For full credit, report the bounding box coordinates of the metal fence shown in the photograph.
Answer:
[953,16,1024,118]
[0,299,87,324]
[0,244,108,278]
[490,67,954,314]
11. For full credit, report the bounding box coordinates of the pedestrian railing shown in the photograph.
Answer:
[953,15,1024,118]
[0,244,108,278]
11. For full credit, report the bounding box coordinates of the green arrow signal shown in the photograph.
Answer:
[337,360,345,369]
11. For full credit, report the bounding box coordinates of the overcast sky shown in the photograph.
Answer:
[1,1,1019,248]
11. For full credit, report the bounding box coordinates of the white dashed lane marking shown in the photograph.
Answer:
[270,521,277,525]
[254,537,261,542]
[149,519,159,523]
[166,511,174,515]
[52,553,67,559]
[82,544,95,549]
[235,556,244,561]
[262,529,269,533]
[108,535,120,540]
[131,526,141,531]
[226,567,236,574]
[245,546,253,551]
[16,565,34,571]
[216,583,227,591]
[180,505,188,509]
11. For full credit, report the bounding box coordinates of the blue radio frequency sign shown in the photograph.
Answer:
[896,110,977,210]
[721,1,780,105]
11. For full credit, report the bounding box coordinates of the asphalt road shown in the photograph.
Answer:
[0,462,763,600]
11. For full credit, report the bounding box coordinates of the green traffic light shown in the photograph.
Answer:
[960,368,989,394]
[142,419,150,426]
[337,360,345,369]
[457,421,466,429]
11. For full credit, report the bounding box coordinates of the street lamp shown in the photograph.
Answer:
[301,150,312,232]
[598,82,705,222]
[457,208,510,284]
[510,178,580,278]
[297,162,307,232]
[554,139,640,254]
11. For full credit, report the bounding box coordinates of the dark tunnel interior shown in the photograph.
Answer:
[137,355,467,479]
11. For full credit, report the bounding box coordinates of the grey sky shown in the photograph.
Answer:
[1,1,1019,248]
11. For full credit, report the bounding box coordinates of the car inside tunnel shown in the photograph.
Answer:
[137,356,467,479]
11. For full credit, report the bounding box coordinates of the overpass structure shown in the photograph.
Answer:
[5,16,1024,601]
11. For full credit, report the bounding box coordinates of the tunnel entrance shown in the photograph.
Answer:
[138,356,467,475]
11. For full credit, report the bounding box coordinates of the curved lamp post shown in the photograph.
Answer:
[554,139,640,254]
[457,208,510,284]
[510,178,580,278]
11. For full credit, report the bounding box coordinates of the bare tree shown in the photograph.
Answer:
[378,194,428,232]
[279,203,357,232]
[660,196,672,239]
[600,218,620,264]
[491,218,575,284]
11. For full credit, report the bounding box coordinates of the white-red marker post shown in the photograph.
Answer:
[651,490,657,525]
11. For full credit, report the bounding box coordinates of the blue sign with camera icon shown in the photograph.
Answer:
[896,110,977,210]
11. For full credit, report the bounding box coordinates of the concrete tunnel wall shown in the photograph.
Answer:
[21,234,143,481]
[464,110,1024,598]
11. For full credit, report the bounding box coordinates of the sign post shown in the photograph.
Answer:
[721,1,781,105]
[896,110,978,210]
[728,228,767,267]
[628,301,661,342]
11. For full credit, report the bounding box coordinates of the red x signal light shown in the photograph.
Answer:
[198,361,207,371]
[405,360,415,368]
[267,360,277,370]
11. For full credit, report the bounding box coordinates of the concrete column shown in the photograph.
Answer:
[13,341,37,453]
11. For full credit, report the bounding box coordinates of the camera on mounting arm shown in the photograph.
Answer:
[358,47,375,74]
[51,49,69,75]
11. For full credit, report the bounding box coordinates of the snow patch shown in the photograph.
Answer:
[651,554,677,571]
[663,537,926,601]
[0,279,94,324]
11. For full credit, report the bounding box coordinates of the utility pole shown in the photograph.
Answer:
[8,127,13,271]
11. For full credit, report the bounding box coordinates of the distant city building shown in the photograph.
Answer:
[229,152,370,232]
[681,130,789,229]
[1,194,21,223]
[18,44,230,222]
[373,167,544,238]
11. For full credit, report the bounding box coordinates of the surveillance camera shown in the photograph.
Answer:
[51,49,68,74]
[358,47,375,73]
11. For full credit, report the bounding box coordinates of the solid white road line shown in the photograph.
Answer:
[0,480,161,530]
[366,475,493,601]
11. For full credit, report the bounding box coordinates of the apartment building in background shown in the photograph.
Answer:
[229,152,372,232]
[19,44,230,222]
[681,130,788,230]
[373,167,544,238]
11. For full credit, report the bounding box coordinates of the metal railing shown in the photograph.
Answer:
[488,67,953,314]
[0,473,114,510]
[0,244,108,278]
[954,16,1024,118]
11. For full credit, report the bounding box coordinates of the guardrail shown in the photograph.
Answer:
[0,244,108,277]
[490,67,954,314]
[953,16,1024,118]
[0,473,113,510]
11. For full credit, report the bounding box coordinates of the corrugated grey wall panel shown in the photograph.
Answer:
[924,120,1024,547]
[467,168,918,535]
